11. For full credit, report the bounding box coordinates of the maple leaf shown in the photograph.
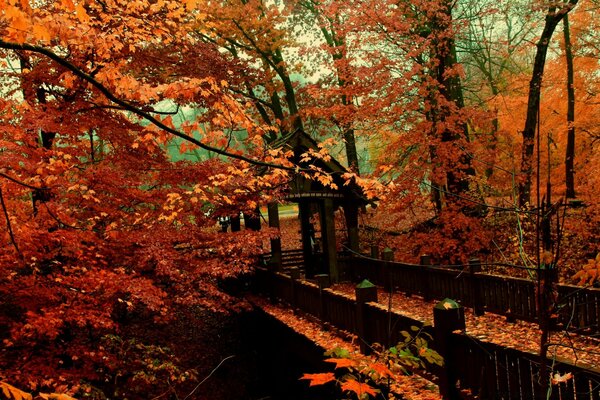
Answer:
[325,357,357,369]
[0,381,32,400]
[340,379,378,398]
[368,362,392,378]
[299,372,336,387]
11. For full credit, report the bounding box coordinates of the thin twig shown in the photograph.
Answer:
[0,186,22,258]
[182,355,235,400]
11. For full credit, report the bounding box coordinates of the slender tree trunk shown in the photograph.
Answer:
[18,55,55,214]
[519,1,578,208]
[564,15,576,199]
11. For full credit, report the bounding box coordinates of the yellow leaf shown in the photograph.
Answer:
[0,381,33,400]
[75,2,90,23]
[31,24,52,42]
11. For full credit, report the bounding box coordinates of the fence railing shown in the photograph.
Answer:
[343,254,600,337]
[253,267,600,400]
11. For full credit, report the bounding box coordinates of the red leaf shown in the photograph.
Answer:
[341,379,378,398]
[325,357,357,369]
[299,372,336,387]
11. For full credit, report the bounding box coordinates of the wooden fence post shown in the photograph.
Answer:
[370,245,379,259]
[382,248,394,290]
[355,279,378,355]
[289,267,300,313]
[267,202,282,271]
[469,258,485,316]
[420,255,431,301]
[315,274,330,325]
[433,298,465,400]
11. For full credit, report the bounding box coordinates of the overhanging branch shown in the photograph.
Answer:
[0,40,295,172]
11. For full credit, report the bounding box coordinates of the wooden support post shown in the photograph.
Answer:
[433,298,465,400]
[299,201,315,278]
[289,267,300,313]
[469,258,484,316]
[355,279,378,355]
[267,203,282,271]
[370,245,379,259]
[230,213,241,232]
[344,202,360,254]
[320,198,339,282]
[315,274,330,325]
[315,274,331,289]
[420,255,431,301]
[244,205,261,231]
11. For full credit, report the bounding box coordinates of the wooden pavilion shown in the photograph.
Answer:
[267,129,367,282]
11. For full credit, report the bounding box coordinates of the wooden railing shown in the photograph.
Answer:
[346,255,600,337]
[253,267,600,400]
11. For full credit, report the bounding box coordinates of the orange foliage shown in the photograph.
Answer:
[299,372,337,387]
[341,379,379,398]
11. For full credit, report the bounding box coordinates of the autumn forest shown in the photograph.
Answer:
[0,0,599,399]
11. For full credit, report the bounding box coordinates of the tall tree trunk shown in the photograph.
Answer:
[318,17,360,174]
[518,1,578,208]
[563,14,576,199]
[429,2,480,213]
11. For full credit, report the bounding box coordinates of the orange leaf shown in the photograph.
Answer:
[369,362,392,378]
[299,372,336,387]
[341,379,378,398]
[325,357,357,369]
[31,24,52,42]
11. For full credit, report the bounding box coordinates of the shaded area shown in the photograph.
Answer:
[237,309,337,400]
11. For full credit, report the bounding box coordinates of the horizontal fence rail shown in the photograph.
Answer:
[253,267,600,400]
[346,255,600,337]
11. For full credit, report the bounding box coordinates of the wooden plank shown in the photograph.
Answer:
[518,357,535,400]
[506,352,520,399]
[496,351,510,399]
[595,291,600,336]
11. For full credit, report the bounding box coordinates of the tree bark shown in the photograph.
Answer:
[519,1,578,207]
[563,14,576,199]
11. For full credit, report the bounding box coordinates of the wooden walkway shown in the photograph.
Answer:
[254,259,600,400]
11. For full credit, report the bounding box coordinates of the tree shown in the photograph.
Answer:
[0,1,291,397]
[456,0,536,182]
[518,0,579,208]
[563,14,576,199]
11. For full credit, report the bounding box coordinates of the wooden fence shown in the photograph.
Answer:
[253,267,600,400]
[340,254,600,337]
